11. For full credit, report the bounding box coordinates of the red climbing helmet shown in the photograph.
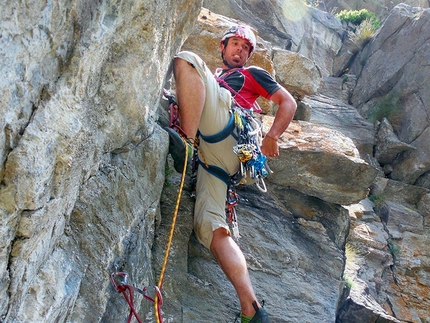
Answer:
[221,24,257,56]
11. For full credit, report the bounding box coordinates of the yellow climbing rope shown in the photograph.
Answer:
[154,135,189,323]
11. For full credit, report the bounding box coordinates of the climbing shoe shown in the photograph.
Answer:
[248,301,270,323]
[165,127,186,173]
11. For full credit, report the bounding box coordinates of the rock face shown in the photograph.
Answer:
[272,49,322,99]
[304,91,376,157]
[1,2,429,323]
[350,5,430,188]
[375,118,416,167]
[155,179,350,322]
[339,179,430,323]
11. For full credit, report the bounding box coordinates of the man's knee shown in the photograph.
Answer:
[210,227,230,249]
[173,57,196,77]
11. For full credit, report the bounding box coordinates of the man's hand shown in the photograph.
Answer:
[261,135,279,157]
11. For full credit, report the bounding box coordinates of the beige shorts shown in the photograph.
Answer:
[175,51,241,249]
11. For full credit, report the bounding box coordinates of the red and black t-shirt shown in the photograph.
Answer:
[215,66,280,112]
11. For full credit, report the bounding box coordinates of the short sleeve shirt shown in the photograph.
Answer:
[215,66,281,110]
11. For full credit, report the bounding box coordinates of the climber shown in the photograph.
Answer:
[167,24,297,322]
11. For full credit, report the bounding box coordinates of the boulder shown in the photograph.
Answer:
[391,126,430,187]
[304,93,375,158]
[264,119,378,205]
[272,48,322,99]
[375,117,416,165]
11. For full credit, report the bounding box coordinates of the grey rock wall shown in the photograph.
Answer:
[0,0,201,322]
[350,5,430,188]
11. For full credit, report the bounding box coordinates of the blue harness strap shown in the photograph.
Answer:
[198,112,236,143]
[197,159,231,186]
[195,112,239,186]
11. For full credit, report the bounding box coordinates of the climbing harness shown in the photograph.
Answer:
[164,78,271,240]
[164,64,273,238]
[195,103,270,192]
[111,96,189,322]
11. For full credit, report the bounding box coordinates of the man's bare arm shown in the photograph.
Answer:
[261,87,297,157]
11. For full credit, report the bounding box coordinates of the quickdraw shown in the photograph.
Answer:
[164,89,187,139]
[226,187,240,238]
[231,107,271,193]
[110,272,163,323]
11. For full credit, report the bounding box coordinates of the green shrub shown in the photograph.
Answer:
[387,239,401,257]
[349,18,377,46]
[368,193,386,212]
[368,194,385,206]
[368,94,403,126]
[336,9,380,29]
[337,9,380,47]
[342,75,349,83]
[343,274,355,289]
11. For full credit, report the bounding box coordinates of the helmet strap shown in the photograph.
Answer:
[221,41,246,69]
[222,55,242,69]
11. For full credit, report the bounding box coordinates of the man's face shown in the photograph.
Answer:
[221,37,252,68]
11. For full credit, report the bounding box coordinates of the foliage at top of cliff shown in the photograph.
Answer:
[336,9,381,28]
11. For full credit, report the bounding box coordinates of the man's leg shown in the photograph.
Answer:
[173,57,205,139]
[173,52,266,320]
[210,228,261,317]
